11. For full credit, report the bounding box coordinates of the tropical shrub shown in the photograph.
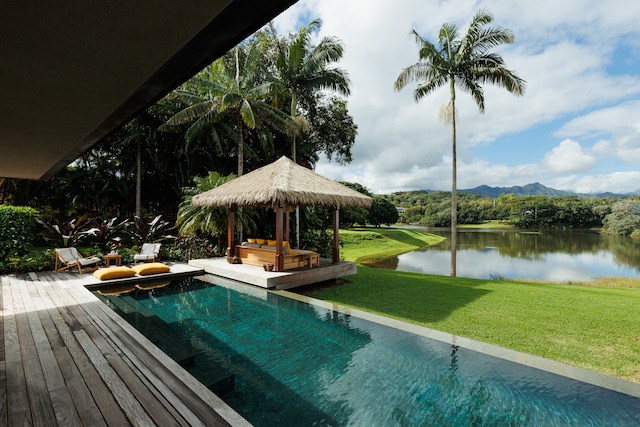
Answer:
[301,207,333,257]
[171,235,220,261]
[0,249,56,274]
[35,213,95,247]
[0,205,39,260]
[177,172,237,249]
[89,217,128,252]
[126,215,174,245]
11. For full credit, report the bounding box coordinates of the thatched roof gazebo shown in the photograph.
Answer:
[192,156,372,271]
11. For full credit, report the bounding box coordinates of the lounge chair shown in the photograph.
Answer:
[134,243,161,264]
[54,247,101,273]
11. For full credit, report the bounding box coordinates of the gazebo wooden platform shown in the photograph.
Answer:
[189,257,357,289]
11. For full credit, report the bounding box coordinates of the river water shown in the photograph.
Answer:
[374,227,640,281]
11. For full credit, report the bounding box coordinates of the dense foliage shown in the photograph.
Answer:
[382,190,628,231]
[602,199,640,236]
[338,182,398,228]
[0,205,38,260]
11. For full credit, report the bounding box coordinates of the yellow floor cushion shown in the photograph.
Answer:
[93,266,136,280]
[131,262,171,276]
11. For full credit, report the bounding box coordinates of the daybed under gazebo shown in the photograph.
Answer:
[191,156,372,272]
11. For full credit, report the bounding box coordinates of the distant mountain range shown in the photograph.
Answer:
[458,182,631,198]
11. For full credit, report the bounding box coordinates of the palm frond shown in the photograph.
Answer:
[240,99,256,129]
[414,75,448,101]
[165,101,217,126]
[303,69,351,96]
[252,102,299,136]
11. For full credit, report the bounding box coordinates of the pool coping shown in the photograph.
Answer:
[264,287,640,399]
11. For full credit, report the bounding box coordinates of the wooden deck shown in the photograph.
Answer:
[0,268,250,426]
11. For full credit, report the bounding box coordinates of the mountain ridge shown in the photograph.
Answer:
[458,182,628,198]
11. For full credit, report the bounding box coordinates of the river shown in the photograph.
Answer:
[373,227,640,281]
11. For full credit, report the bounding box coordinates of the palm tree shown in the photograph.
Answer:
[177,171,255,251]
[163,43,298,177]
[272,18,351,161]
[394,9,525,276]
[271,18,351,247]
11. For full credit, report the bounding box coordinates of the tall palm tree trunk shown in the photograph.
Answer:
[450,99,457,277]
[136,138,142,217]
[237,116,244,243]
[237,117,244,177]
[291,93,300,248]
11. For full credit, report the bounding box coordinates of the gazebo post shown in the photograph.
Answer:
[332,206,340,263]
[275,203,284,271]
[227,203,236,263]
[284,212,290,243]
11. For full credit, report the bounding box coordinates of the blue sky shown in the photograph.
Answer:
[272,0,640,194]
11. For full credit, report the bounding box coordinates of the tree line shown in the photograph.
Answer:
[383,190,640,236]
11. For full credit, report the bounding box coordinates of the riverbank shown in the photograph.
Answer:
[298,227,640,383]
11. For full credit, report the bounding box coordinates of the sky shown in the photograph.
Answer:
[272,0,640,195]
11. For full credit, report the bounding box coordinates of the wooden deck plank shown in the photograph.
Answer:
[31,279,107,427]
[9,279,56,426]
[1,268,249,427]
[44,276,159,426]
[75,293,221,427]
[0,278,31,425]
[72,277,249,426]
[38,275,132,426]
[3,276,35,425]
[0,360,5,427]
[46,273,198,426]
[75,329,156,426]
[65,276,218,427]
[17,277,83,427]
[0,276,8,427]
[80,301,196,427]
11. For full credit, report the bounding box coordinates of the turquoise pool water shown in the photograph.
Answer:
[96,277,640,426]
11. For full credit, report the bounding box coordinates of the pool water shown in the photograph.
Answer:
[96,277,640,426]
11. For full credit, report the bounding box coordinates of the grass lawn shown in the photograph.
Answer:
[299,227,640,383]
[339,227,445,264]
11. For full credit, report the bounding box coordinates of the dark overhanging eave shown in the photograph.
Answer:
[39,0,298,181]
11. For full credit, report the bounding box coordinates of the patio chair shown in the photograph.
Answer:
[54,247,101,273]
[134,243,161,264]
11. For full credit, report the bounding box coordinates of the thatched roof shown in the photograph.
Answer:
[191,156,373,209]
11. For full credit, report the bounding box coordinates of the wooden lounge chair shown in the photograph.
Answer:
[54,247,101,273]
[134,243,161,264]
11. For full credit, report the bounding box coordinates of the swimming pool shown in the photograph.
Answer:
[96,276,640,426]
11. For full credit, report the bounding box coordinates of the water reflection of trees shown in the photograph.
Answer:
[418,229,640,268]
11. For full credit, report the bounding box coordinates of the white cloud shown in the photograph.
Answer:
[275,0,640,194]
[542,139,596,173]
[552,171,640,194]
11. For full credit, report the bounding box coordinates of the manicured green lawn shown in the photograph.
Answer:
[300,227,640,383]
[340,227,445,264]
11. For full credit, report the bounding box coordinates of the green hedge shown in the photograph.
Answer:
[0,205,39,260]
